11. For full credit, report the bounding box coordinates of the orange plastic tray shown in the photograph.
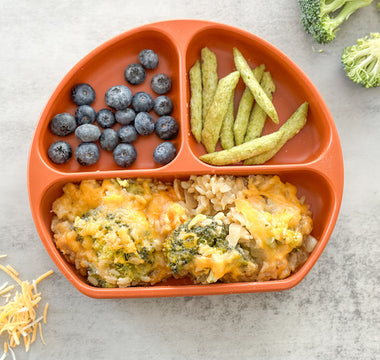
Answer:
[27,20,344,298]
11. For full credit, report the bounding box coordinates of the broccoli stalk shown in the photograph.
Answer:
[342,33,380,88]
[299,0,374,43]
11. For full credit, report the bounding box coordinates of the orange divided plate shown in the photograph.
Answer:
[27,20,344,298]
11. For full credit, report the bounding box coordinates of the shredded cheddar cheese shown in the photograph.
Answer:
[0,256,53,358]
[35,271,54,286]
[43,303,49,324]
[4,268,18,279]
[0,286,14,297]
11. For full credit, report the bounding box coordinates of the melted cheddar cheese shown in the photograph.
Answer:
[51,175,314,287]
[234,175,313,280]
[51,179,188,287]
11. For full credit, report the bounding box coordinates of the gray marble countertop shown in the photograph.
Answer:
[0,1,379,359]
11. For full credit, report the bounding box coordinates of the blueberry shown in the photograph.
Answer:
[118,125,138,143]
[113,143,137,167]
[153,142,176,165]
[96,109,115,128]
[75,105,96,125]
[155,116,179,140]
[124,63,146,85]
[132,92,154,113]
[75,124,101,142]
[100,129,118,151]
[115,108,136,125]
[105,85,133,110]
[47,141,72,164]
[151,73,171,94]
[153,95,173,116]
[71,83,96,106]
[75,143,100,166]
[49,113,76,136]
[138,49,159,69]
[134,112,155,135]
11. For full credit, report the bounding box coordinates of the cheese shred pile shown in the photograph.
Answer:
[0,255,53,359]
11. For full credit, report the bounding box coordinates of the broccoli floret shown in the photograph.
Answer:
[116,178,145,195]
[163,215,228,275]
[342,33,380,88]
[299,0,373,43]
[163,215,261,284]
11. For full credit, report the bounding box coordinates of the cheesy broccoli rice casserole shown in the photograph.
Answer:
[51,175,317,287]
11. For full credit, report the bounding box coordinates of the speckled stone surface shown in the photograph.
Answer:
[0,1,379,359]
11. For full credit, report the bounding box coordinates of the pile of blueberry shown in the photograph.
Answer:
[47,49,179,167]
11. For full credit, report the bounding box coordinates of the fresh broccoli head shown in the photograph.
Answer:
[342,33,380,88]
[163,214,259,284]
[299,0,373,43]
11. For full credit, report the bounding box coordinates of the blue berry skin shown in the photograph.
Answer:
[155,116,179,140]
[138,49,159,69]
[75,143,100,166]
[71,83,96,106]
[151,73,171,94]
[124,63,146,85]
[134,112,155,135]
[75,124,101,142]
[48,141,72,164]
[105,85,133,110]
[153,95,173,116]
[49,113,76,136]
[96,109,115,128]
[100,129,118,151]
[75,105,96,125]
[118,125,138,143]
[153,142,176,165]
[115,108,136,125]
[113,143,137,167]
[132,92,154,113]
